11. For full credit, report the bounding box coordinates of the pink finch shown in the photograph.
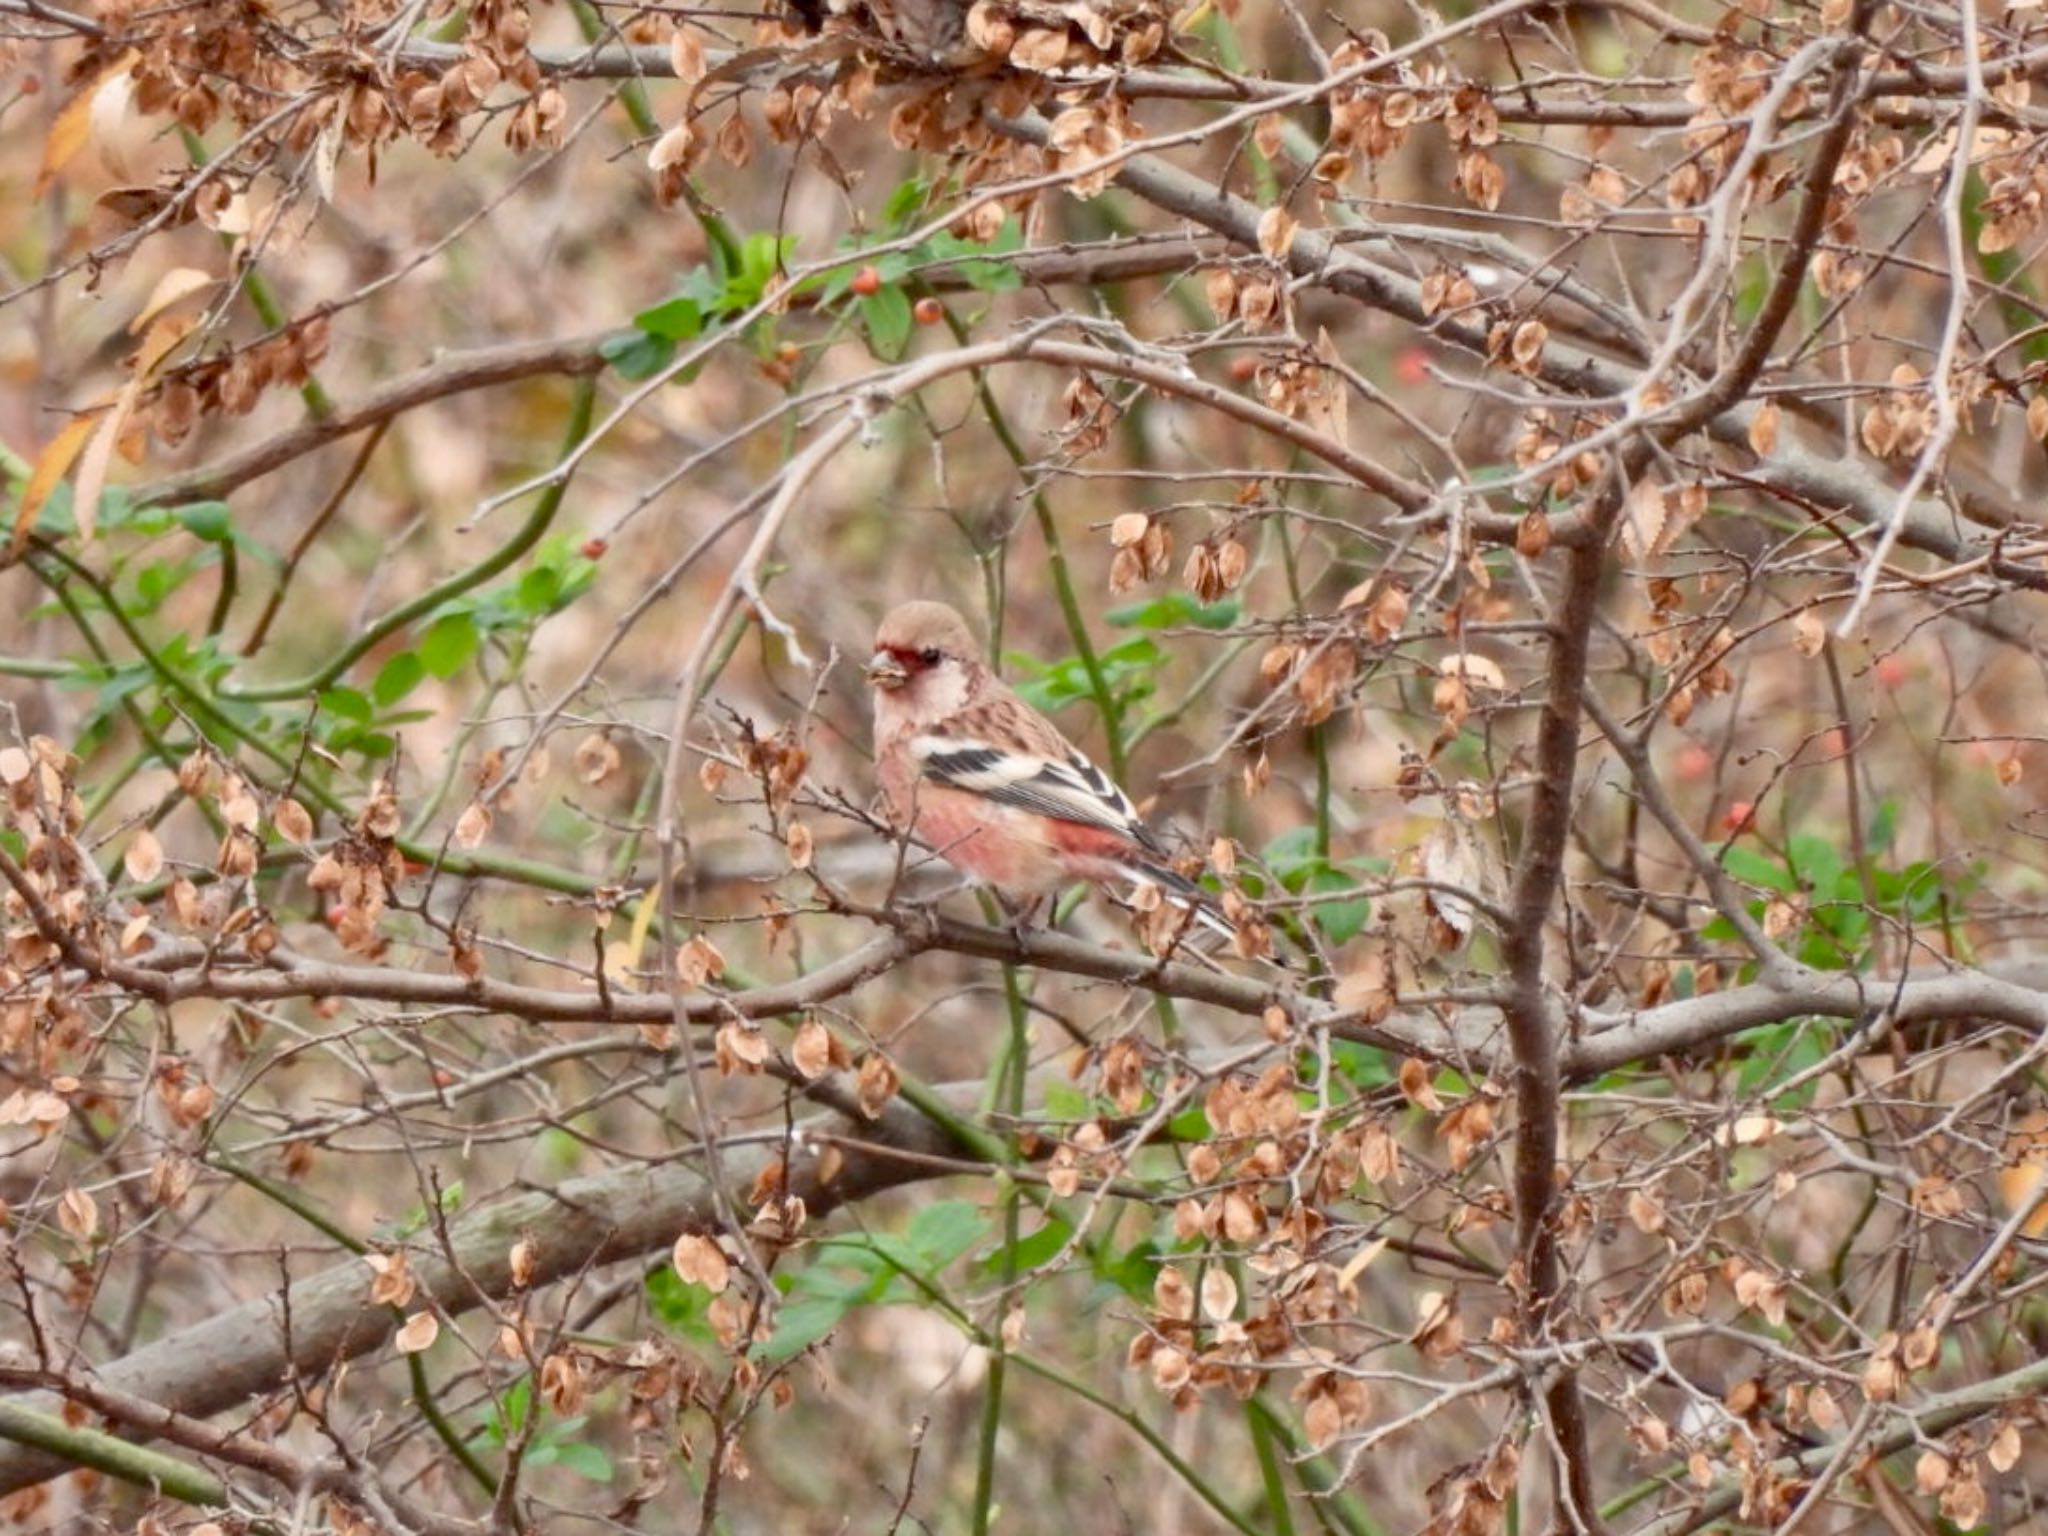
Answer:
[865,600,1229,939]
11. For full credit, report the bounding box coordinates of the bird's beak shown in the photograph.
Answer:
[864,650,908,690]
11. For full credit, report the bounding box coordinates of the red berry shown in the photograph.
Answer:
[1675,741,1714,782]
[581,537,609,559]
[913,296,944,326]
[19,75,39,96]
[1394,345,1431,386]
[1229,355,1259,382]
[1874,655,1909,688]
[1721,801,1756,835]
[851,265,882,297]
[326,904,347,927]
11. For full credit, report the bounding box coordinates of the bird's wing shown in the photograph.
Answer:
[908,734,1168,856]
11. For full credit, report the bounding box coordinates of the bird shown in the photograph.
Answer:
[864,599,1232,942]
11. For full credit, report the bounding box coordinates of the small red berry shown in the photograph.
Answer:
[19,75,39,96]
[850,265,882,297]
[1675,741,1714,782]
[1874,655,1909,689]
[326,904,347,927]
[1229,355,1259,382]
[1721,800,1756,836]
[581,537,609,559]
[913,296,944,326]
[1394,345,1431,386]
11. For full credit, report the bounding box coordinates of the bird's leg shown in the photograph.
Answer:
[998,892,1045,949]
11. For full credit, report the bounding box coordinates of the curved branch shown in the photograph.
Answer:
[137,333,614,509]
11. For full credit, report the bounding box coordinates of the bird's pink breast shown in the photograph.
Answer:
[907,787,1072,894]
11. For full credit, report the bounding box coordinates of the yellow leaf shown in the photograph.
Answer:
[34,52,137,198]
[68,317,192,546]
[131,267,216,334]
[132,313,193,379]
[71,377,139,546]
[12,408,102,552]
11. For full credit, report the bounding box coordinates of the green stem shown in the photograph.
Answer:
[1244,1398,1385,1536]
[409,1353,499,1494]
[946,315,1126,779]
[874,1257,1260,1536]
[206,539,238,638]
[0,1402,228,1507]
[82,744,154,827]
[178,127,334,422]
[229,375,597,702]
[971,963,1030,1535]
[209,1152,365,1252]
[0,655,72,678]
[570,0,656,136]
[1247,1398,1298,1536]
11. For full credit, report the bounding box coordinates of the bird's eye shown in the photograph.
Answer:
[918,647,942,666]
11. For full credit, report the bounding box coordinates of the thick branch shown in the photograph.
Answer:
[0,1096,963,1496]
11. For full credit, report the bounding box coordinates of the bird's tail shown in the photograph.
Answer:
[1118,859,1260,954]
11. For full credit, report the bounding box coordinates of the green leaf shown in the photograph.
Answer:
[1040,1082,1091,1120]
[518,565,563,612]
[859,285,914,361]
[883,175,932,226]
[551,1441,613,1483]
[1784,835,1842,897]
[1261,825,1321,885]
[1091,1238,1160,1303]
[373,650,425,708]
[420,612,480,679]
[318,687,373,723]
[1167,1105,1210,1141]
[1107,591,1242,631]
[760,1294,849,1360]
[905,1200,989,1271]
[600,329,674,380]
[1304,863,1370,945]
[985,1216,1073,1274]
[633,294,704,342]
[645,1266,718,1344]
[1722,844,1793,892]
[172,500,232,542]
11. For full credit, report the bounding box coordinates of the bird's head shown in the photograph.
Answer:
[865,600,980,699]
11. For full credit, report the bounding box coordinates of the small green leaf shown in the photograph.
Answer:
[420,612,479,678]
[985,1216,1073,1274]
[519,566,563,613]
[318,687,373,723]
[373,651,425,707]
[760,1294,849,1360]
[1040,1082,1091,1120]
[1304,863,1370,945]
[883,175,932,226]
[601,330,675,380]
[633,295,704,342]
[859,285,914,360]
[1261,825,1321,885]
[1723,844,1793,892]
[1167,1105,1210,1141]
[1107,592,1242,632]
[172,501,232,542]
[905,1200,989,1271]
[551,1441,613,1483]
